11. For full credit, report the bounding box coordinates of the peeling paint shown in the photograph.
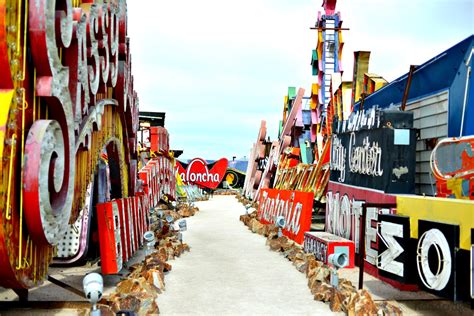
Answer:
[392,166,409,179]
[436,142,473,174]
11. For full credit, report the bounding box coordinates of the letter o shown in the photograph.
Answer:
[416,228,452,291]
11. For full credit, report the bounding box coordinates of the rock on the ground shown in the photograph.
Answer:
[376,301,403,316]
[238,201,402,315]
[313,282,333,302]
[346,289,379,316]
[329,288,344,312]
[177,204,199,217]
[102,205,198,314]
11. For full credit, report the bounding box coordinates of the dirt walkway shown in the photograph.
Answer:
[157,195,337,315]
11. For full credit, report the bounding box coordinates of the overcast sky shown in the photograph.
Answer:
[128,0,473,161]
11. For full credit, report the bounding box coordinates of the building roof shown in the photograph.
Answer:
[139,111,166,127]
[354,35,473,136]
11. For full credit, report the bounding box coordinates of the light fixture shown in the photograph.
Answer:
[275,215,286,237]
[165,214,174,224]
[178,220,187,232]
[328,252,349,289]
[83,273,103,316]
[143,231,156,256]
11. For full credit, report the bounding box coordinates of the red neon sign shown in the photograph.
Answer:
[258,189,314,244]
[176,158,228,189]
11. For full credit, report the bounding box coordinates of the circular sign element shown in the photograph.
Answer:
[416,228,452,291]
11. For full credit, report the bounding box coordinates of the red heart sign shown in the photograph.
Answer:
[176,158,228,189]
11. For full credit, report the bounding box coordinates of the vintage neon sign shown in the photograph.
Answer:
[304,232,355,268]
[326,183,474,299]
[348,133,384,177]
[176,158,228,189]
[325,182,397,277]
[330,108,416,194]
[258,188,313,244]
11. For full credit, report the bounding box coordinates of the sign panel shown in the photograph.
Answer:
[222,169,246,189]
[117,199,130,263]
[471,229,474,300]
[258,189,314,244]
[417,220,459,300]
[176,158,228,189]
[326,181,396,277]
[431,136,474,200]
[377,214,417,289]
[304,232,355,268]
[326,181,396,251]
[329,127,416,193]
[396,196,473,251]
[371,195,474,298]
[96,201,123,275]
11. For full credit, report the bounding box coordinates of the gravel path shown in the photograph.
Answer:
[157,195,336,315]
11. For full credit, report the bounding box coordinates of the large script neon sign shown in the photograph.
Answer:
[258,188,313,244]
[176,158,228,189]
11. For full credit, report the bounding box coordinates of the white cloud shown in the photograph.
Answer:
[127,0,473,160]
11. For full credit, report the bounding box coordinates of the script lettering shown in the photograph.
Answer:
[348,133,383,177]
[330,135,346,182]
[259,192,302,235]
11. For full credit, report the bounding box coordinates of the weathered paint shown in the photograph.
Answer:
[0,0,145,289]
[396,195,474,251]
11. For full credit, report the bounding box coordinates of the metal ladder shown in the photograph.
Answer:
[323,18,336,108]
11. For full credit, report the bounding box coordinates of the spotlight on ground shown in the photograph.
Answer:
[144,231,156,256]
[328,252,349,289]
[83,273,103,316]
[275,215,286,237]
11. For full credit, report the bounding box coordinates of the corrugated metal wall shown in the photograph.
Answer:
[405,90,449,195]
